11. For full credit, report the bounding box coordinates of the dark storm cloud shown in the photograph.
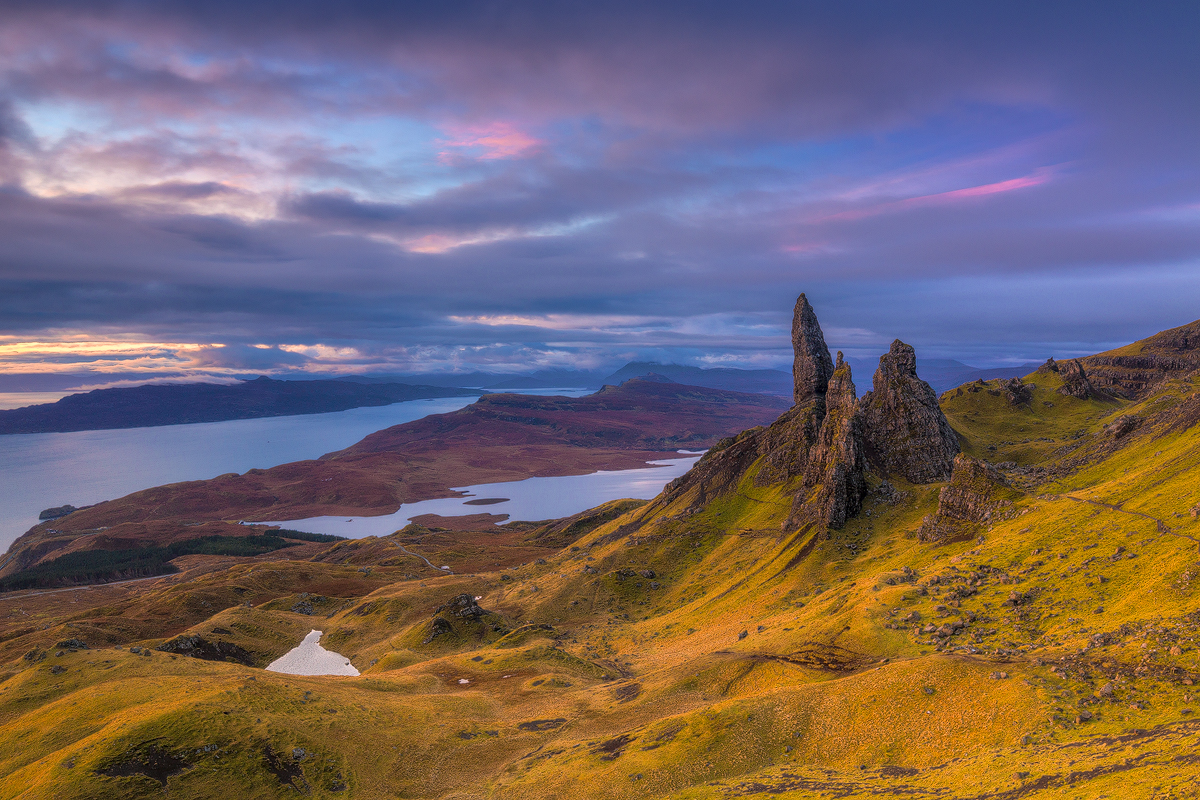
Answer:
[0,1,1197,376]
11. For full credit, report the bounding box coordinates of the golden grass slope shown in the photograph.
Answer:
[1,372,1200,797]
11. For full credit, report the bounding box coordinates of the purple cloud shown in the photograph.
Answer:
[0,1,1195,381]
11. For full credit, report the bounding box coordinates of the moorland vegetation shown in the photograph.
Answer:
[1,297,1199,798]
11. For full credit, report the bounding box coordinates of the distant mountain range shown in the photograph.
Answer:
[0,377,480,435]
[349,358,1039,397]
[0,359,1043,436]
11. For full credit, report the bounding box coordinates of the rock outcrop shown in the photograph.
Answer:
[658,296,959,532]
[792,293,835,406]
[918,454,1012,543]
[859,340,960,483]
[794,353,867,529]
[1079,317,1200,399]
[1038,357,1097,399]
[156,634,255,666]
[436,593,486,619]
[998,377,1032,406]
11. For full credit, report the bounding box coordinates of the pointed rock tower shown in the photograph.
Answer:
[859,339,959,483]
[652,294,957,535]
[792,293,835,408]
[800,352,868,528]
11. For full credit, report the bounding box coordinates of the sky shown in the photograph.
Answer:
[0,0,1198,388]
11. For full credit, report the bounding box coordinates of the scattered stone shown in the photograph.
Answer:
[738,630,749,640]
[49,665,66,675]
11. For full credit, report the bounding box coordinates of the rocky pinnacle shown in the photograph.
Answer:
[792,293,835,406]
[800,352,868,528]
[859,339,960,483]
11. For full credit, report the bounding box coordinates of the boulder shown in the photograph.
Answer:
[859,340,959,483]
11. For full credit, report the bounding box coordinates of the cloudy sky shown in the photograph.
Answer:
[0,1,1197,386]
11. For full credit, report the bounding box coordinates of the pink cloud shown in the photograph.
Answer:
[820,167,1055,223]
[438,122,543,161]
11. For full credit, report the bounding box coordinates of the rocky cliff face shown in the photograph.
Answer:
[859,340,960,484]
[660,295,958,532]
[1078,318,1200,399]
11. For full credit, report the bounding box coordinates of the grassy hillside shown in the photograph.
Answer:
[1,367,1199,796]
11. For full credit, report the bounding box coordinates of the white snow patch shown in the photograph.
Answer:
[265,630,359,676]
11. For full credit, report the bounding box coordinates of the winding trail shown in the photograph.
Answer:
[1061,494,1200,547]
[394,543,452,574]
[0,574,168,600]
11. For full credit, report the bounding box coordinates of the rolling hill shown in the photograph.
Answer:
[0,299,1198,798]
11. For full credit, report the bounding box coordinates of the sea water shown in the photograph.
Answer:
[0,396,478,550]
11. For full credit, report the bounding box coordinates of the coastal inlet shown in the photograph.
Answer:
[261,453,703,538]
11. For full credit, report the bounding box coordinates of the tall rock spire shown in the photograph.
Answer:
[799,352,867,529]
[792,293,835,407]
[859,339,960,483]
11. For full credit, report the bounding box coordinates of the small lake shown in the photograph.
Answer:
[0,396,479,550]
[264,454,702,538]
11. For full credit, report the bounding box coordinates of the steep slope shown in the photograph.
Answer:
[1080,317,1200,398]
